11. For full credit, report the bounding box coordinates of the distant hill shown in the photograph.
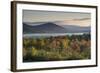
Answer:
[23,22,67,33]
[61,25,90,33]
[23,22,90,34]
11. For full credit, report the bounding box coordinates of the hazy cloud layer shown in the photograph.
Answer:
[23,10,91,27]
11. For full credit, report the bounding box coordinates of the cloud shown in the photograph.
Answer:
[73,18,90,21]
[55,18,91,27]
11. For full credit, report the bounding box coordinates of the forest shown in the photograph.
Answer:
[23,33,91,62]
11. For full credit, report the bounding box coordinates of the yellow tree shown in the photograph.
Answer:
[38,38,45,49]
[61,37,69,49]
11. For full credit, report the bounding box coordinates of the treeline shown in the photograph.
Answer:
[23,34,91,62]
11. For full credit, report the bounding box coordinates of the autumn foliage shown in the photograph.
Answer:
[23,34,91,62]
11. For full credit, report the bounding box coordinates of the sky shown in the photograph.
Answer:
[23,10,91,27]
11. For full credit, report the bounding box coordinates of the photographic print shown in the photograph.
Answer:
[11,1,97,72]
[23,10,91,62]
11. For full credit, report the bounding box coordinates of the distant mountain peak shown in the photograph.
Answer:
[40,22,60,27]
[45,22,54,24]
[23,22,67,33]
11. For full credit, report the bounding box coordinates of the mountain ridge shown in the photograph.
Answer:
[23,22,90,34]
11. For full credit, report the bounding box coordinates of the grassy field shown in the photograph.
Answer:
[23,34,91,62]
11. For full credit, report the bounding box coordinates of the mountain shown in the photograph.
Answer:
[23,22,67,33]
[23,22,90,34]
[61,25,90,33]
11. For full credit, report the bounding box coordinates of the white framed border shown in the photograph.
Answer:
[11,1,97,71]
